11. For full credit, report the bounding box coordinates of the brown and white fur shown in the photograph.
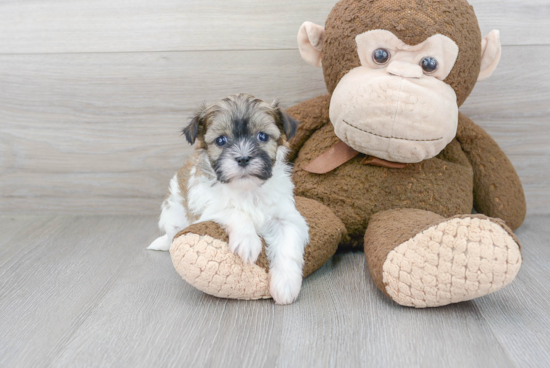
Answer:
[148,94,309,304]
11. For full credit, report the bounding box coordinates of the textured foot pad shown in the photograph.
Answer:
[170,233,271,300]
[382,217,522,308]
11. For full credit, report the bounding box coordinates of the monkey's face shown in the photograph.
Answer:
[297,0,502,164]
[329,30,460,163]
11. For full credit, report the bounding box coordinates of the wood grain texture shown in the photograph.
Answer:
[1,215,549,367]
[0,216,158,368]
[0,50,326,215]
[474,216,550,368]
[277,254,514,368]
[0,0,547,55]
[0,216,57,269]
[1,46,548,215]
[51,247,285,368]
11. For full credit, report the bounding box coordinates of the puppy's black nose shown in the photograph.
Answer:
[236,156,250,167]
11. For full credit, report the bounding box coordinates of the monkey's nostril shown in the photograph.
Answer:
[236,156,251,167]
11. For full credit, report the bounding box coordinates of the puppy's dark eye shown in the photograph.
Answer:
[215,136,228,147]
[373,48,390,65]
[257,132,269,142]
[421,57,438,74]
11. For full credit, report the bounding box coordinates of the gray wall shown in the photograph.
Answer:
[1,0,548,215]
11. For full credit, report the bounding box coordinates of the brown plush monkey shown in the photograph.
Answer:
[170,0,526,308]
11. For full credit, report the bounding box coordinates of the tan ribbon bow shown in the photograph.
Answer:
[303,141,406,174]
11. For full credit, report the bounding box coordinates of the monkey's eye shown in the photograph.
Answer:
[257,132,269,142]
[372,48,390,65]
[421,57,439,74]
[215,136,228,147]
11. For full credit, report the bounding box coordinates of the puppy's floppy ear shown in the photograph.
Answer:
[273,102,299,140]
[182,107,205,145]
[280,112,299,140]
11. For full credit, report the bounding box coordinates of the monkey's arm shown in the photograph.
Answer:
[286,94,331,162]
[456,113,526,230]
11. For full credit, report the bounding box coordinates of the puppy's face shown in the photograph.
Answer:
[183,94,298,184]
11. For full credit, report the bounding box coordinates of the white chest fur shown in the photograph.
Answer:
[186,147,296,236]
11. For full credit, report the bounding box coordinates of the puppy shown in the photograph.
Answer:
[148,94,309,304]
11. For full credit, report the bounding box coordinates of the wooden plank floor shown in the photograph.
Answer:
[0,215,549,368]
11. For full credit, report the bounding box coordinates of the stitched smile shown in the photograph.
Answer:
[343,120,443,142]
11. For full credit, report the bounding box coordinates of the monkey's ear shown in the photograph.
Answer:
[478,30,502,82]
[182,110,205,145]
[297,21,325,68]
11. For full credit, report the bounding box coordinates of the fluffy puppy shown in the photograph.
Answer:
[148,94,309,305]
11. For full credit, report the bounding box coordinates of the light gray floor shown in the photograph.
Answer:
[0,215,548,368]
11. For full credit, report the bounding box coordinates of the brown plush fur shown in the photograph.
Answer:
[289,98,526,240]
[322,0,481,106]
[290,102,482,246]
[456,114,527,230]
[286,94,332,162]
[364,209,447,298]
[296,196,347,277]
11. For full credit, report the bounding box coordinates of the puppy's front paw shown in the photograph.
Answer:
[269,265,303,305]
[147,234,171,251]
[228,232,262,264]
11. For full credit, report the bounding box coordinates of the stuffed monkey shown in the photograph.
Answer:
[170,0,526,308]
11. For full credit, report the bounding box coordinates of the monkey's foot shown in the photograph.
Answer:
[170,222,271,300]
[365,210,522,308]
[169,197,346,301]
